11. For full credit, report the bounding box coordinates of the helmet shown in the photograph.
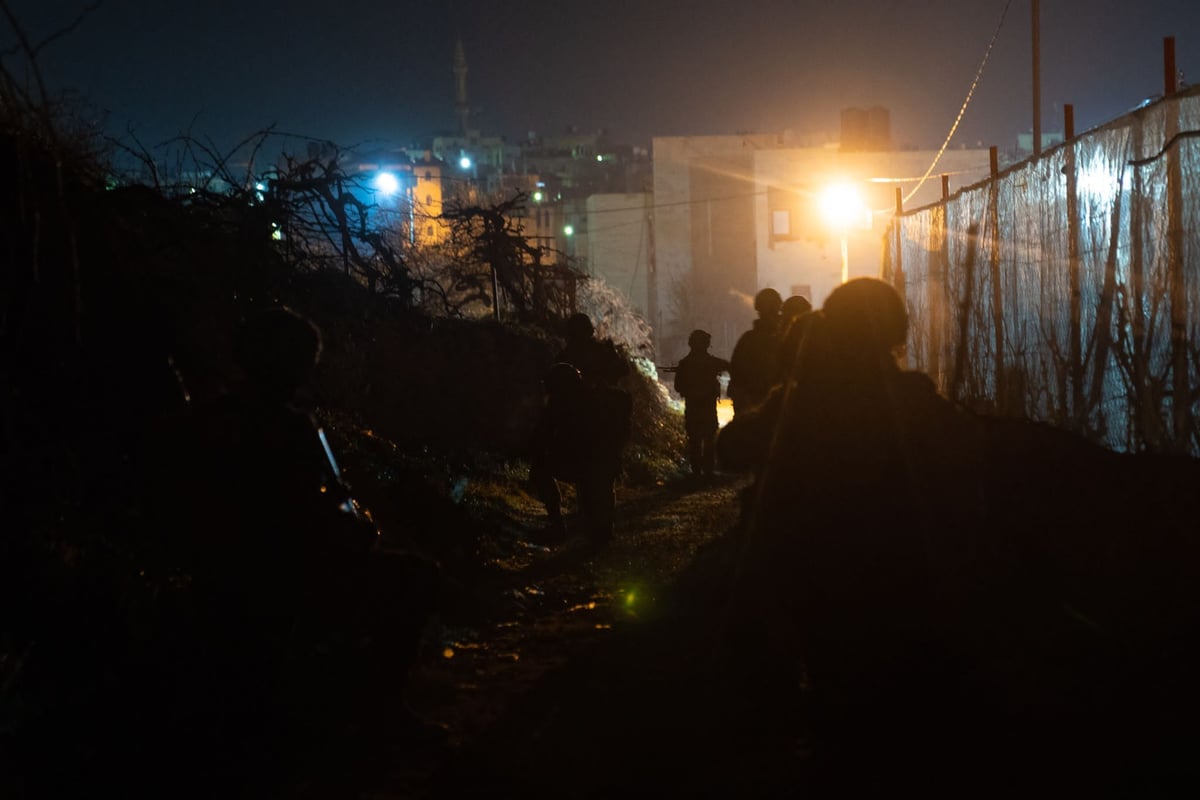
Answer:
[544,362,583,396]
[753,288,783,316]
[823,278,908,353]
[780,295,812,321]
[564,313,594,341]
[687,329,712,349]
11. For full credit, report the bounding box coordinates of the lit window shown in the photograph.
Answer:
[772,209,791,236]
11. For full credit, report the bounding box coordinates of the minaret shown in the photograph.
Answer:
[453,37,469,136]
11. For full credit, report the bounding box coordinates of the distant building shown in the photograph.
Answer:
[839,106,892,152]
[582,193,654,316]
[1016,130,1066,154]
[326,39,651,325]
[651,115,993,362]
[408,153,450,246]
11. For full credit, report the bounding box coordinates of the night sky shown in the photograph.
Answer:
[5,0,1199,155]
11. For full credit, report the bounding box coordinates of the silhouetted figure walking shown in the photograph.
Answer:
[776,294,813,378]
[728,288,783,414]
[156,307,440,787]
[557,312,630,389]
[739,278,988,789]
[718,304,817,478]
[673,329,729,478]
[529,362,632,545]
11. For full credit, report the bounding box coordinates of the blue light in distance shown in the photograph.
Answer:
[374,172,400,195]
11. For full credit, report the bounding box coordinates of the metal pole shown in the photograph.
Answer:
[1032,0,1042,157]
[1164,36,1177,95]
[1164,39,1189,450]
[894,187,905,301]
[988,146,1004,407]
[1065,108,1083,425]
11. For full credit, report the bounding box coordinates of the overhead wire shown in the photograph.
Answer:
[553,189,768,218]
[902,0,1013,206]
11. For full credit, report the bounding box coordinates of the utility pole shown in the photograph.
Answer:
[1032,0,1042,157]
[645,193,659,357]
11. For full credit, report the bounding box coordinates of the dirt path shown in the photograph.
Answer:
[381,473,756,797]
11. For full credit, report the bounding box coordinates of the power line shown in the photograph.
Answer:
[903,0,1013,205]
[564,189,768,218]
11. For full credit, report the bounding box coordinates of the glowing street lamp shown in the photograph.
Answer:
[563,224,575,237]
[819,181,866,284]
[374,171,400,196]
[459,155,472,170]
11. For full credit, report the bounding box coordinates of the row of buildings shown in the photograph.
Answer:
[308,42,1001,364]
[351,125,994,364]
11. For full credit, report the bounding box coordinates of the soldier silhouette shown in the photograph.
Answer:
[673,329,730,479]
[557,312,630,389]
[776,294,813,378]
[739,278,987,787]
[528,362,632,545]
[728,288,783,414]
[157,307,441,764]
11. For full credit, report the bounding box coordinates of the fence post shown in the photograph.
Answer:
[927,184,944,384]
[1129,123,1156,449]
[939,177,952,392]
[1065,105,1084,427]
[1164,36,1177,95]
[950,224,979,404]
[1164,38,1190,451]
[927,175,951,387]
[894,187,905,300]
[988,146,1005,409]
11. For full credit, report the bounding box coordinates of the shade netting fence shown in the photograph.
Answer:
[884,86,1200,456]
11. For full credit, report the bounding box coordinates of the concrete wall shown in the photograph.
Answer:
[652,133,991,364]
[754,147,993,308]
[652,134,789,364]
[585,193,652,316]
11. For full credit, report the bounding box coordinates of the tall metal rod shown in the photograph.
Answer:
[1032,0,1042,157]
[894,187,905,300]
[988,146,1005,406]
[1065,109,1083,424]
[1164,38,1189,451]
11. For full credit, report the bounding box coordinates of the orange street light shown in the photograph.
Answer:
[819,181,867,283]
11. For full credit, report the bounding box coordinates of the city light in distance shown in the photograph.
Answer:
[563,224,574,236]
[459,156,472,169]
[374,172,400,195]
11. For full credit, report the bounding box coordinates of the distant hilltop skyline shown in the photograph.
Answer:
[4,0,1197,157]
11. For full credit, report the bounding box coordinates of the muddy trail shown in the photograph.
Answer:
[16,456,1197,798]
[374,473,811,798]
[359,461,1200,799]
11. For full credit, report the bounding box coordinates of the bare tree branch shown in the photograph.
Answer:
[31,1,103,57]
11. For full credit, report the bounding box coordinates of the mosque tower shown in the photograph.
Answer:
[453,37,470,135]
